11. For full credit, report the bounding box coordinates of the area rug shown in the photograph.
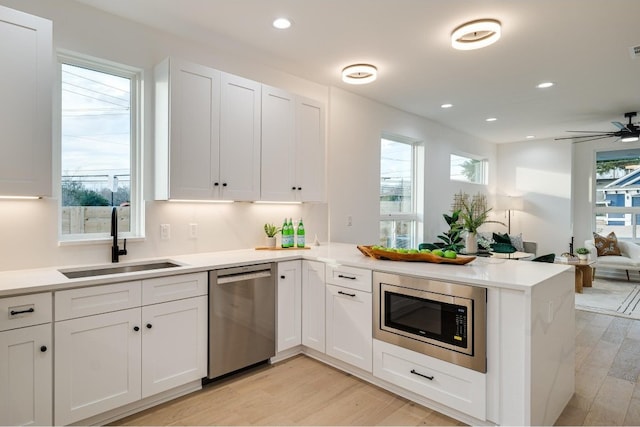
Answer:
[575,276,640,320]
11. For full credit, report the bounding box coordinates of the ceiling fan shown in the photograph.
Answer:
[555,111,640,143]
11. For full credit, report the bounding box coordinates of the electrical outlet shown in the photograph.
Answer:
[189,223,198,239]
[347,215,352,226]
[160,224,171,240]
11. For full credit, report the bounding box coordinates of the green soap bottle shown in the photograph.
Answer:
[296,218,305,248]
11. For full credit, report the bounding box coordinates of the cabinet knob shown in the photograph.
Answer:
[291,186,296,190]
[40,345,47,353]
[297,187,302,190]
[213,182,219,186]
[280,275,285,279]
[222,182,228,187]
[146,323,153,329]
[133,326,140,332]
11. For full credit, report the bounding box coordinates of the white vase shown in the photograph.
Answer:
[465,232,478,254]
[577,253,588,261]
[265,236,276,248]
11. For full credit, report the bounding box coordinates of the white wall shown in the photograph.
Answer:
[496,138,573,256]
[0,0,328,271]
[327,87,498,246]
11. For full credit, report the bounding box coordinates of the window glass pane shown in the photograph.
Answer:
[380,138,413,214]
[595,149,640,241]
[61,63,131,235]
[380,219,414,248]
[450,154,487,184]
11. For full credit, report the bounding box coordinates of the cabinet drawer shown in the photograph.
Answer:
[325,264,371,292]
[0,293,52,331]
[55,281,142,321]
[142,272,207,305]
[373,339,486,420]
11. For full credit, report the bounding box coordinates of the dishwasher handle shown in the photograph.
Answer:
[216,270,272,284]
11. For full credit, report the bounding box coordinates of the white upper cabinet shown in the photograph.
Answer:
[155,60,261,201]
[261,86,326,202]
[261,85,296,201]
[219,72,262,201]
[0,6,52,197]
[155,58,221,200]
[295,97,326,202]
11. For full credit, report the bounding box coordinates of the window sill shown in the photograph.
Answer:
[58,235,145,247]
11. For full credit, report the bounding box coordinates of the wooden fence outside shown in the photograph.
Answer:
[61,206,130,235]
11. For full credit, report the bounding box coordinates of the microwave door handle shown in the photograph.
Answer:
[410,369,434,381]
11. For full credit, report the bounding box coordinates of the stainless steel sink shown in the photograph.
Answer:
[60,261,182,279]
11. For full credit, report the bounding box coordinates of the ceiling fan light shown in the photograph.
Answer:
[621,133,640,143]
[342,64,377,85]
[451,19,501,50]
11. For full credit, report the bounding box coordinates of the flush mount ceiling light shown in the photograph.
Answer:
[441,103,453,109]
[536,82,554,89]
[341,64,377,85]
[485,117,497,122]
[451,19,501,50]
[272,17,292,29]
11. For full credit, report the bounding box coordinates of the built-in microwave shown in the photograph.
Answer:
[373,271,487,373]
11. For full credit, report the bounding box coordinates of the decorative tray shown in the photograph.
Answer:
[357,245,475,265]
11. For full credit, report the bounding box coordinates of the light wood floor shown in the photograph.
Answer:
[114,310,640,426]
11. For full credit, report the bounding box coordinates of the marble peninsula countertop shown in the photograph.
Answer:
[0,242,572,297]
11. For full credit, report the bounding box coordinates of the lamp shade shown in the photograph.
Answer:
[497,195,523,211]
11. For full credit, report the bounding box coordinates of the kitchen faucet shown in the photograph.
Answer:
[111,206,127,263]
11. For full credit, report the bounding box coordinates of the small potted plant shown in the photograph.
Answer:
[264,223,280,248]
[575,247,590,260]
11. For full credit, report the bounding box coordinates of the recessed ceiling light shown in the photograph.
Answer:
[451,19,501,50]
[485,117,497,122]
[526,135,535,139]
[536,82,554,89]
[441,103,453,109]
[272,18,292,29]
[341,64,377,85]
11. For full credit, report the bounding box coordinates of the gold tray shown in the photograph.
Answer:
[357,245,475,265]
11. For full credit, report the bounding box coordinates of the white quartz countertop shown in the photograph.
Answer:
[0,242,572,297]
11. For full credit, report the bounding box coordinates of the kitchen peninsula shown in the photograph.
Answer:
[0,243,574,426]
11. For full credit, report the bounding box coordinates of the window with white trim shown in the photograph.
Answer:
[59,53,142,241]
[594,148,640,241]
[380,135,422,248]
[450,153,488,184]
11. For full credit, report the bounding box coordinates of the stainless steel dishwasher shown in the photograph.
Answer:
[208,263,276,379]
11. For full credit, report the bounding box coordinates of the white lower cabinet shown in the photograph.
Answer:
[277,260,302,352]
[0,292,52,426]
[54,273,208,425]
[301,260,325,352]
[0,323,52,426]
[55,308,141,425]
[373,339,486,420]
[141,296,207,397]
[325,283,372,372]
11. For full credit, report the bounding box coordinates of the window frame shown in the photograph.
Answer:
[56,51,144,243]
[379,134,423,248]
[449,152,488,185]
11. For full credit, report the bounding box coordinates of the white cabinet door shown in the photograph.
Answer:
[277,260,302,352]
[219,72,261,201]
[54,308,141,425]
[141,296,207,398]
[301,260,325,353]
[325,284,373,372]
[295,97,325,202]
[155,57,221,200]
[0,5,52,197]
[261,85,296,201]
[0,324,51,426]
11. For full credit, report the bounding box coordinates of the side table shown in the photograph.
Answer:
[555,259,595,293]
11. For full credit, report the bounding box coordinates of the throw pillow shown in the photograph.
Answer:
[593,232,622,256]
[509,233,525,252]
[491,232,516,253]
[492,232,511,245]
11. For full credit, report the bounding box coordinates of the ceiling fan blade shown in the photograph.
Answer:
[555,134,615,141]
[570,135,618,143]
[564,130,615,133]
[612,121,626,130]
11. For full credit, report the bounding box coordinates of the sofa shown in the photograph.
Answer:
[584,239,640,280]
